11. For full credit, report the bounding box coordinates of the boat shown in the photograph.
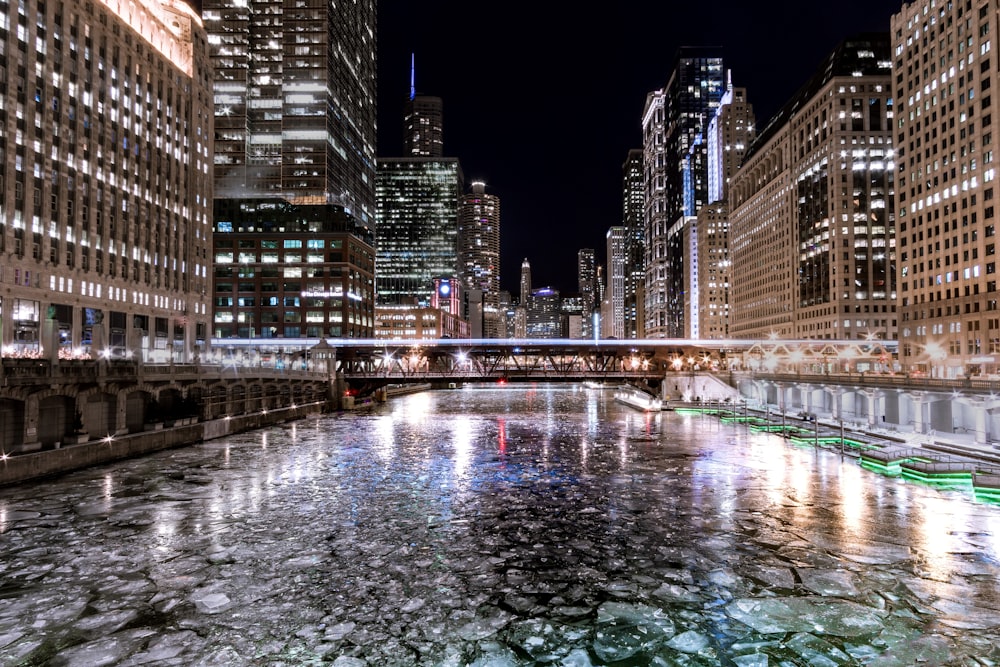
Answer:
[583,380,605,390]
[614,385,662,412]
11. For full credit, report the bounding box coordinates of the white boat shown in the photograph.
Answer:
[583,380,605,390]
[614,385,662,412]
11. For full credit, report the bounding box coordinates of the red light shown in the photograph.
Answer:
[497,378,507,385]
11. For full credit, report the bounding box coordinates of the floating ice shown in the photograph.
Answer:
[726,597,885,637]
[190,591,230,614]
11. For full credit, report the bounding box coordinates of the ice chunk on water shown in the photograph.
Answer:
[733,654,769,666]
[51,635,138,667]
[592,602,676,662]
[559,648,594,666]
[74,609,140,638]
[666,629,709,653]
[331,657,366,667]
[797,569,860,597]
[456,611,512,641]
[863,635,955,666]
[727,597,885,637]
[785,632,851,665]
[190,591,230,614]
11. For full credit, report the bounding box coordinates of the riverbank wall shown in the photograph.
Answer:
[0,402,328,487]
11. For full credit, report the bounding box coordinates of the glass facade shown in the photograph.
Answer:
[375,158,463,306]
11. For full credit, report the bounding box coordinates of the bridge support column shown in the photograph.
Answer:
[332,372,347,410]
[862,389,882,429]
[826,386,845,421]
[910,391,929,435]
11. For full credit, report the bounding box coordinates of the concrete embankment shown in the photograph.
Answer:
[0,403,328,487]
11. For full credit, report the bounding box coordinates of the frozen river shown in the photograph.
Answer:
[2,383,1000,666]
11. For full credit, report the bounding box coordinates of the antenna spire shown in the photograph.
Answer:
[409,53,416,100]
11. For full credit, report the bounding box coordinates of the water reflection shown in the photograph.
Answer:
[0,383,998,666]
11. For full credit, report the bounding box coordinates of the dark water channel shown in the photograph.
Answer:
[1,384,999,666]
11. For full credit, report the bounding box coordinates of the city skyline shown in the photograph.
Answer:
[377,0,903,295]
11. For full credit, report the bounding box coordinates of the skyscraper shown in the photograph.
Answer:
[377,69,462,309]
[205,0,378,337]
[605,228,627,339]
[643,47,725,338]
[892,2,995,378]
[577,249,596,338]
[729,34,894,344]
[0,0,213,359]
[458,182,501,337]
[404,56,444,158]
[204,0,376,220]
[693,82,755,339]
[520,258,532,308]
[622,149,645,339]
[376,159,463,306]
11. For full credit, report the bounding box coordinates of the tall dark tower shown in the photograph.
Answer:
[205,0,378,338]
[643,47,725,338]
[404,54,444,158]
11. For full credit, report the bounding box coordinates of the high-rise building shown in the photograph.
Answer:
[205,0,378,337]
[204,0,376,220]
[375,159,463,306]
[520,258,532,308]
[643,47,726,338]
[692,82,755,340]
[526,288,561,339]
[458,182,501,337]
[210,200,375,339]
[729,34,894,344]
[0,0,213,360]
[622,149,645,339]
[892,3,997,378]
[404,56,444,159]
[577,249,596,338]
[605,228,627,339]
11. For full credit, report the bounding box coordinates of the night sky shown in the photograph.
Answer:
[376,0,905,296]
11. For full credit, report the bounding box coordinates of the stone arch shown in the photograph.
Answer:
[204,382,228,419]
[231,384,247,416]
[0,398,25,453]
[76,386,118,438]
[122,385,158,433]
[36,394,77,447]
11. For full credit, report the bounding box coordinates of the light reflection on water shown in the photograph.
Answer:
[0,383,999,665]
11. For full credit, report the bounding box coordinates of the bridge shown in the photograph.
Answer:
[0,336,898,455]
[216,336,898,386]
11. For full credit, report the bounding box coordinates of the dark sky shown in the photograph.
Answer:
[376,0,905,296]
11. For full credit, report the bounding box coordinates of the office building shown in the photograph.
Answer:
[520,258,532,307]
[526,287,561,339]
[605,227,627,339]
[211,200,374,339]
[622,149,645,338]
[643,47,726,337]
[0,0,213,360]
[205,0,378,337]
[693,83,755,339]
[404,56,444,158]
[892,2,999,377]
[458,182,501,337]
[375,158,463,306]
[729,34,895,344]
[577,249,596,338]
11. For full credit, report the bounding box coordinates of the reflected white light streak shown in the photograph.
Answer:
[916,495,969,583]
[452,415,473,483]
[837,461,867,538]
[402,392,432,426]
[374,415,396,462]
